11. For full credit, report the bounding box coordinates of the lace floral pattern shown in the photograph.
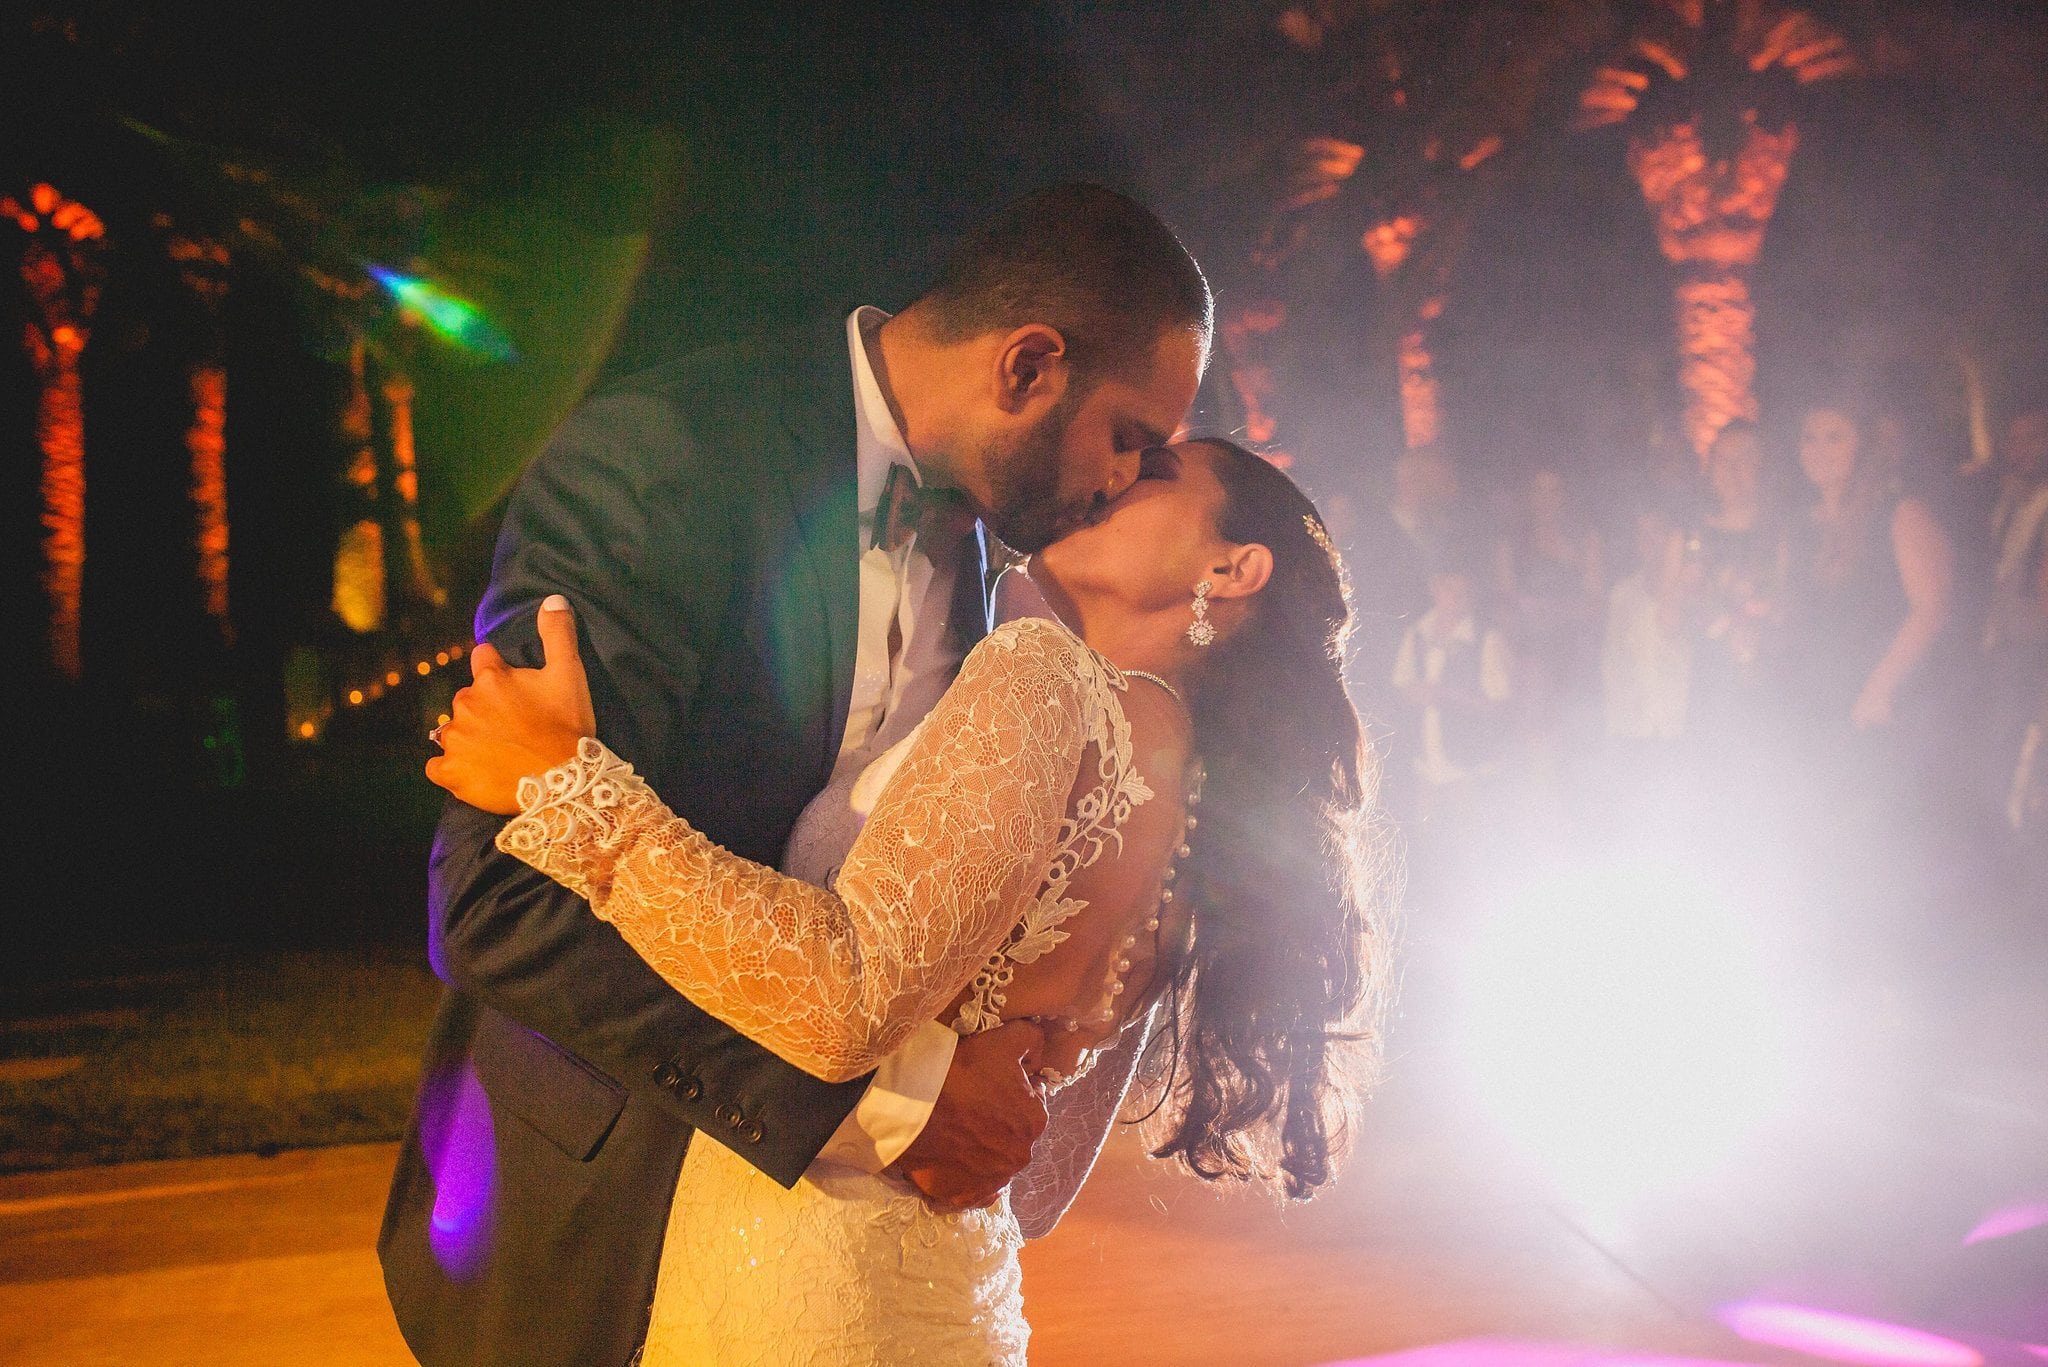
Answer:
[496,616,1148,1084]
[951,636,1153,1033]
[644,1142,1028,1367]
[1011,1002,1156,1241]
[497,617,1177,1362]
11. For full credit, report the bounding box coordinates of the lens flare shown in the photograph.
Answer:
[1445,850,1803,1222]
[1962,1200,2048,1246]
[367,265,517,361]
[1313,1343,1765,1366]
[1717,1302,1982,1367]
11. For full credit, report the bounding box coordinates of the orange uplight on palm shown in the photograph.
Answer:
[4,183,105,679]
[1579,4,1857,464]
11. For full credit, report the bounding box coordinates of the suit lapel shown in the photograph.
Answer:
[763,318,861,779]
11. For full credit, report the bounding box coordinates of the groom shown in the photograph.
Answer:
[380,184,1212,1367]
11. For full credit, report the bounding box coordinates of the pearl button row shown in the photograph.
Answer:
[1034,777,1203,1089]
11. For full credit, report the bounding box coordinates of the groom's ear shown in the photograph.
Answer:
[992,324,1069,415]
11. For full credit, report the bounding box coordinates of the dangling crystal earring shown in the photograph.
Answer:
[1186,579,1216,647]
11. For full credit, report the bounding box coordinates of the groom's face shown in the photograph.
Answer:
[978,325,1203,554]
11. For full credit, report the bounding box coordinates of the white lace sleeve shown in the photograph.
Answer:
[1012,1004,1155,1240]
[495,617,1096,1083]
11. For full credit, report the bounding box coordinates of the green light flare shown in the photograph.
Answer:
[368,267,518,361]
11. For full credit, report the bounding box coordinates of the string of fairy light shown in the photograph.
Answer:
[296,268,509,741]
[294,637,474,741]
[305,265,507,740]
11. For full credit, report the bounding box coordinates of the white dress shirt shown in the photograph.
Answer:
[1603,574,1693,741]
[1389,607,1512,785]
[796,307,974,1173]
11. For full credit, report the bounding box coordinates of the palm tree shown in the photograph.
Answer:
[1165,2,1596,463]
[4,182,105,679]
[161,218,234,643]
[136,135,464,638]
[1577,0,1856,463]
[1305,2,1592,455]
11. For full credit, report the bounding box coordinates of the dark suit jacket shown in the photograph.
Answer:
[380,317,947,1367]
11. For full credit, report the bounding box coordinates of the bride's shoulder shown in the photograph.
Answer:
[977,615,1089,664]
[953,619,1101,713]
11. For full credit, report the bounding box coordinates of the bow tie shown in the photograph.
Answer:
[872,463,973,554]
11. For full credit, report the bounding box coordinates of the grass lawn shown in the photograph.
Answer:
[0,945,442,1173]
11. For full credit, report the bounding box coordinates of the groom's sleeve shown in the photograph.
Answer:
[427,387,871,1186]
[813,1021,958,1172]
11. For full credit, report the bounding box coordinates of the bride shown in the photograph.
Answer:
[428,437,1395,1365]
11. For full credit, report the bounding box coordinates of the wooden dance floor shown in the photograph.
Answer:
[4,1039,1938,1367]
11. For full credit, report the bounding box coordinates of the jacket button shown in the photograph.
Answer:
[652,1061,681,1089]
[715,1103,743,1128]
[740,1120,764,1144]
[678,1076,703,1101]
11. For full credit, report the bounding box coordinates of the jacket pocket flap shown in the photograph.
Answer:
[471,1008,628,1162]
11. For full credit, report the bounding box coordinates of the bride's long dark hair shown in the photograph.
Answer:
[1141,438,1398,1201]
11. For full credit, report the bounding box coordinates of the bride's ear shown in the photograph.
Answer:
[1207,543,1273,601]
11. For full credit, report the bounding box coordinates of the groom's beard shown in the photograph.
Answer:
[979,390,1095,554]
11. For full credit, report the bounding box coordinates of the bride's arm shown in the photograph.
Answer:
[494,618,1095,1084]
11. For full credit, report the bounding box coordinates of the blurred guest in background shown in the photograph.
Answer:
[1353,446,1463,814]
[1602,502,1695,747]
[1690,421,1785,743]
[1781,403,1955,740]
[1981,402,2048,819]
[1391,542,1514,819]
[1352,447,1459,670]
[1493,467,1604,762]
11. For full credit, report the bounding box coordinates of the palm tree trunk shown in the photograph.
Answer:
[1397,300,1444,451]
[10,187,104,679]
[331,336,386,633]
[186,363,232,643]
[1673,269,1758,462]
[1627,118,1798,463]
[381,371,446,610]
[1221,300,1287,451]
[26,325,87,678]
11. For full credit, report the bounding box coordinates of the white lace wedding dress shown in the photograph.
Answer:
[496,617,1193,1366]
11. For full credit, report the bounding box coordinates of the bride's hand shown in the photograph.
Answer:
[426,595,598,814]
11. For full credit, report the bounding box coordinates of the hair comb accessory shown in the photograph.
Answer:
[1302,512,1355,611]
[1302,513,1336,557]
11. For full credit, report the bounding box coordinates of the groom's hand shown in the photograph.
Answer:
[889,1019,1047,1212]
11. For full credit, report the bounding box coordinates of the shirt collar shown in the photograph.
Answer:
[849,307,918,526]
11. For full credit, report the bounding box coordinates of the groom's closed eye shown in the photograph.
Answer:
[1134,446,1181,482]
[1117,419,1172,455]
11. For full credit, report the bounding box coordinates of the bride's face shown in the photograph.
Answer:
[1030,440,1233,618]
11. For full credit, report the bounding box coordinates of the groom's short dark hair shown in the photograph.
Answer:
[919,184,1212,383]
